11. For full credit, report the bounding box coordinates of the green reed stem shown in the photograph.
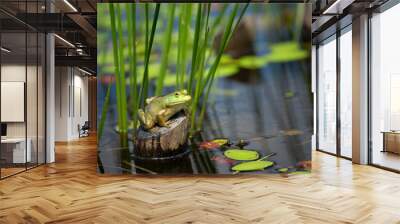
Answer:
[198,3,249,129]
[127,4,138,130]
[209,4,228,39]
[98,83,111,140]
[187,4,202,95]
[116,4,128,133]
[190,4,211,132]
[156,4,175,96]
[204,4,228,67]
[176,5,184,89]
[139,3,160,107]
[294,5,305,42]
[176,4,191,90]
[109,3,123,133]
[226,3,250,47]
[145,4,149,58]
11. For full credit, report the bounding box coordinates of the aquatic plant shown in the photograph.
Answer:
[199,141,220,150]
[107,3,160,136]
[224,149,260,161]
[139,3,160,107]
[176,4,192,90]
[189,3,211,131]
[232,160,274,172]
[210,138,230,146]
[155,4,175,95]
[189,3,250,132]
[126,4,138,130]
[98,83,111,140]
[109,3,127,135]
[195,3,250,132]
[100,3,250,139]
[231,153,276,172]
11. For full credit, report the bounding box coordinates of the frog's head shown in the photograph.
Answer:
[163,89,191,106]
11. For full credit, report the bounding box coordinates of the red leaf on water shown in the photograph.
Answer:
[199,141,220,150]
[296,160,312,169]
[211,156,235,165]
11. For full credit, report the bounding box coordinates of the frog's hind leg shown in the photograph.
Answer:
[138,109,154,129]
[137,109,147,127]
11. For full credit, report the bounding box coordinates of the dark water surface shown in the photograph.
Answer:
[98,60,312,175]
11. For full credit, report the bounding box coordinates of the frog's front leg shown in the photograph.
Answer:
[183,105,191,116]
[156,109,170,128]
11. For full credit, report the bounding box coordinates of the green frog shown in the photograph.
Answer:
[138,89,191,130]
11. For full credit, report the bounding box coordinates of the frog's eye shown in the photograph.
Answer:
[175,93,179,96]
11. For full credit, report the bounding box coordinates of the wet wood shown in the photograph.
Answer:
[134,112,189,158]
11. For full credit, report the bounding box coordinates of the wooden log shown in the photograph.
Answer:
[134,112,190,158]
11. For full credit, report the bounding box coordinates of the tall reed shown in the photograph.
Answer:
[97,6,110,141]
[145,4,149,61]
[116,4,128,134]
[176,4,192,90]
[126,4,138,129]
[155,4,175,95]
[139,4,160,107]
[196,3,250,131]
[187,5,203,95]
[209,4,229,39]
[190,4,211,131]
[103,3,249,138]
[109,3,127,135]
[98,83,111,140]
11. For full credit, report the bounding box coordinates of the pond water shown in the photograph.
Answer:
[98,60,312,175]
[97,4,312,175]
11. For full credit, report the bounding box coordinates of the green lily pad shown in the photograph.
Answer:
[215,64,239,78]
[237,55,268,69]
[278,168,289,173]
[211,138,230,146]
[232,160,274,172]
[284,91,295,98]
[224,149,259,161]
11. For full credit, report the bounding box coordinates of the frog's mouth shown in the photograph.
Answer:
[168,95,192,106]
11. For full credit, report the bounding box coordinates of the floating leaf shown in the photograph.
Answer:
[278,168,289,173]
[295,160,311,169]
[215,64,239,78]
[220,54,235,64]
[231,160,273,172]
[269,41,300,52]
[211,155,235,165]
[224,149,259,161]
[237,55,268,69]
[284,91,295,98]
[211,138,230,146]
